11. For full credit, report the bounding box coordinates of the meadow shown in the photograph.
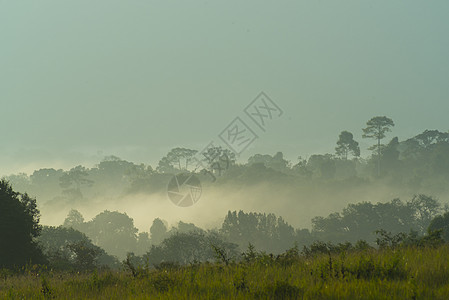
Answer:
[2,244,449,299]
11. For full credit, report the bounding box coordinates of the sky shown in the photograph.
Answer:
[1,0,448,176]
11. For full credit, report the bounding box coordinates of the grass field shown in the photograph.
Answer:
[2,245,449,299]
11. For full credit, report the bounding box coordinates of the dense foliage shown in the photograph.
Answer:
[0,180,45,268]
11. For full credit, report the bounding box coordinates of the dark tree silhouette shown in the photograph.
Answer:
[362,116,394,176]
[83,210,139,259]
[429,212,449,241]
[39,225,119,270]
[144,231,238,266]
[335,131,360,159]
[248,152,290,172]
[157,148,198,173]
[311,195,441,242]
[197,146,236,177]
[221,210,295,253]
[0,179,46,268]
[413,130,449,149]
[66,241,103,271]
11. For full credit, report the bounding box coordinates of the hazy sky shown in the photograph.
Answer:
[1,1,448,176]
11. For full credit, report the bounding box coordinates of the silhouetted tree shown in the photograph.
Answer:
[0,180,46,268]
[292,156,312,178]
[150,218,168,245]
[221,210,295,253]
[380,137,401,177]
[414,130,449,149]
[83,210,138,259]
[429,212,449,241]
[59,165,93,201]
[335,131,360,159]
[136,232,151,255]
[199,146,236,176]
[174,221,203,234]
[124,163,154,193]
[408,194,441,234]
[29,168,64,199]
[144,231,238,266]
[307,154,336,179]
[39,225,89,251]
[312,195,441,242]
[157,148,198,173]
[362,116,394,176]
[248,152,290,172]
[4,173,30,194]
[91,156,141,190]
[66,241,102,271]
[38,225,118,270]
[63,209,85,229]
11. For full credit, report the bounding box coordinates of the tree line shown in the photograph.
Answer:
[3,178,449,270]
[5,116,449,208]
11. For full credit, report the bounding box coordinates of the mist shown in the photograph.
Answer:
[2,1,449,297]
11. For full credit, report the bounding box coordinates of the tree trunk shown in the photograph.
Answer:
[377,136,381,177]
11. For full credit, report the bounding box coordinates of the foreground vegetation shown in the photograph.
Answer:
[2,243,449,299]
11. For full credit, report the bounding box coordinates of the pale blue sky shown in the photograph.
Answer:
[1,1,448,175]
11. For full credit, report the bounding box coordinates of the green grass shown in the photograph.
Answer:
[2,245,449,299]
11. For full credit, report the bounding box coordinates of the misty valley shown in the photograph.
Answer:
[2,1,449,298]
[2,122,449,298]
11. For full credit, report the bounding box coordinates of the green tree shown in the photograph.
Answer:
[335,131,360,159]
[59,165,93,201]
[429,212,449,241]
[124,163,154,193]
[144,231,238,266]
[408,194,441,234]
[311,198,420,243]
[362,116,395,176]
[84,210,138,259]
[414,130,449,149]
[30,168,64,195]
[136,232,151,256]
[66,241,102,271]
[200,146,236,176]
[38,225,118,270]
[150,218,168,245]
[376,137,401,178]
[292,156,312,178]
[248,152,290,172]
[221,210,295,253]
[0,179,46,268]
[91,156,138,193]
[157,148,198,173]
[175,221,203,234]
[5,173,30,194]
[307,154,336,179]
[63,209,85,230]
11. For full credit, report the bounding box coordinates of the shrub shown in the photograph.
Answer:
[151,272,176,293]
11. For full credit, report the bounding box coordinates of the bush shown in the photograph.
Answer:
[347,254,408,280]
[151,272,176,293]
